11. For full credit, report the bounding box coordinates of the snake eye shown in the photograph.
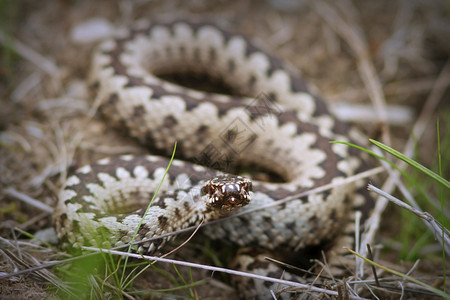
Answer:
[244,181,252,192]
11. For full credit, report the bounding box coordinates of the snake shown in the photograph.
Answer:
[55,19,369,298]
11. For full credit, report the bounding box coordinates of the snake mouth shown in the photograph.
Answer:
[201,175,252,213]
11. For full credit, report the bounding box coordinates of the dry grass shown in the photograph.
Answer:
[0,0,449,298]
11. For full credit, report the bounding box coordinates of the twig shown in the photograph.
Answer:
[403,60,450,160]
[347,248,450,299]
[328,77,438,103]
[312,0,390,141]
[11,71,42,103]
[330,103,414,125]
[359,58,450,271]
[160,220,204,258]
[0,29,59,75]
[0,248,74,296]
[100,279,137,300]
[372,146,447,215]
[82,246,371,300]
[4,188,54,214]
[354,211,362,276]
[378,0,419,78]
[366,244,379,287]
[367,184,450,255]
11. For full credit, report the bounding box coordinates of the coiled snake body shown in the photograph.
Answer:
[56,19,368,297]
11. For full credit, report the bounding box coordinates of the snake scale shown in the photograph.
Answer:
[55,19,369,298]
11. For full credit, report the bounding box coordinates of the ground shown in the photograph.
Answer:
[0,0,449,299]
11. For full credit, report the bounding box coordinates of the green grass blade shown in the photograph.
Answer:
[330,140,385,161]
[437,120,447,292]
[369,139,450,189]
[120,142,177,285]
[128,142,178,251]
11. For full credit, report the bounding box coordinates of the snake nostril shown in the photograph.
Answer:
[227,196,237,205]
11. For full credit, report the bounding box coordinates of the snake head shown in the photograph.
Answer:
[201,175,252,213]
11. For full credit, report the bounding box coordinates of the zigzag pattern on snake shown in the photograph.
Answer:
[55,19,370,298]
